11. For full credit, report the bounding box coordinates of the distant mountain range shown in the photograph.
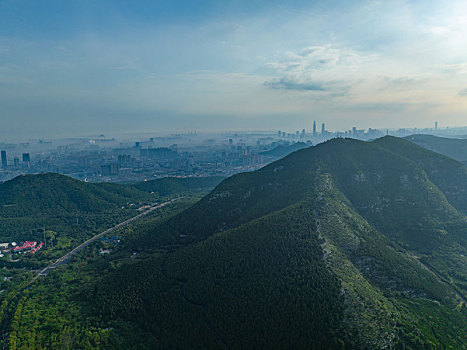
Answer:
[404,134,467,164]
[259,141,308,157]
[89,136,467,349]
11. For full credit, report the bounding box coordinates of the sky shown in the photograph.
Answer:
[1,0,467,139]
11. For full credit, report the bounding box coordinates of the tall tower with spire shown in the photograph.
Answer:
[313,121,317,136]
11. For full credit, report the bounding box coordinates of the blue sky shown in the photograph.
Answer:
[1,0,467,139]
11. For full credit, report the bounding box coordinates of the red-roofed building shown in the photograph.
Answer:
[29,242,44,254]
[14,241,37,252]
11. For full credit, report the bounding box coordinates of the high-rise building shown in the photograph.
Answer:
[22,153,30,163]
[110,163,119,175]
[100,164,119,176]
[321,123,326,134]
[435,121,438,130]
[1,151,7,169]
[13,157,19,167]
[313,121,317,136]
[278,131,281,138]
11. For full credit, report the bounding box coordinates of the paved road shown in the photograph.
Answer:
[28,198,181,285]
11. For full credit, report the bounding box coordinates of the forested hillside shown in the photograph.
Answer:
[0,174,221,349]
[0,174,223,243]
[2,138,466,349]
[0,173,155,247]
[131,176,224,196]
[0,173,151,216]
[404,134,467,163]
[84,136,466,349]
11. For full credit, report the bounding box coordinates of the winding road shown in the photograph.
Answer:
[28,197,181,285]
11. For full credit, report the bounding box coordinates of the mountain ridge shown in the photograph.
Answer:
[89,136,466,349]
[404,134,467,163]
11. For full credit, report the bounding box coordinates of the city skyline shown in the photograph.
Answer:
[0,122,464,184]
[0,120,464,144]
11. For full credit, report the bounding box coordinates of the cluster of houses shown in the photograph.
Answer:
[98,236,120,256]
[0,241,44,257]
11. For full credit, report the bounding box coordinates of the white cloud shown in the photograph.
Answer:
[264,45,368,94]
[439,63,467,75]
[430,26,450,35]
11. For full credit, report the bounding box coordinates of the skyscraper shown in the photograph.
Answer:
[435,121,438,130]
[313,121,317,136]
[22,153,30,163]
[321,123,326,134]
[1,151,6,169]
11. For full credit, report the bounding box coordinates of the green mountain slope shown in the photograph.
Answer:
[88,136,466,349]
[95,202,345,349]
[259,141,308,157]
[0,173,225,350]
[375,136,467,215]
[0,173,223,243]
[404,134,467,163]
[0,173,155,245]
[0,173,150,217]
[0,196,199,350]
[131,176,224,196]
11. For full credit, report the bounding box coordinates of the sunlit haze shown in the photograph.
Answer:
[1,0,467,139]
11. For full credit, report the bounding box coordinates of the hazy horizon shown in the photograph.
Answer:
[2,0,467,139]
